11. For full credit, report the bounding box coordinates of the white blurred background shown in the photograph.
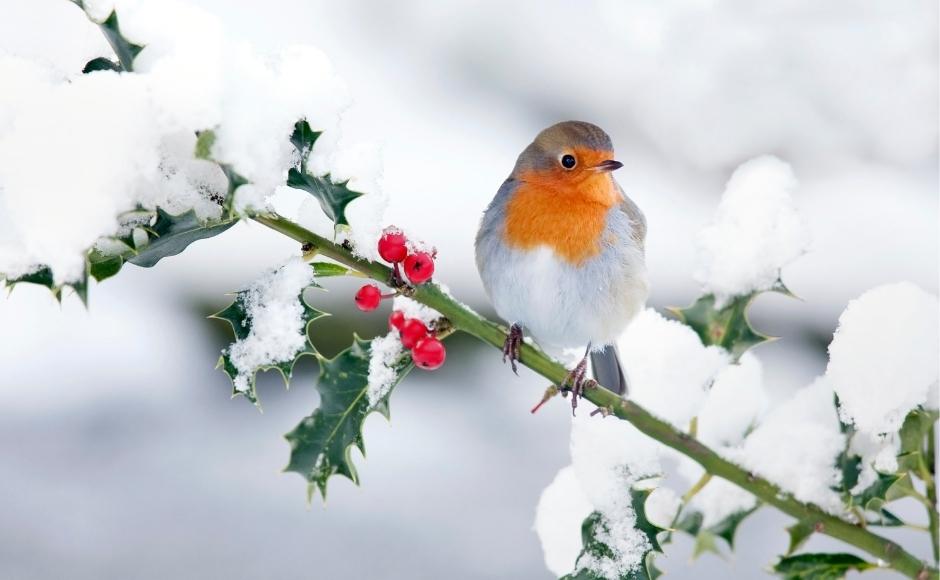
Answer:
[1,0,937,578]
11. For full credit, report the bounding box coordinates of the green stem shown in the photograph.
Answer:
[681,472,713,504]
[254,212,936,580]
[926,422,939,563]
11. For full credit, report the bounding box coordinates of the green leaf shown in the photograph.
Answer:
[310,261,359,278]
[97,11,144,72]
[284,336,413,501]
[692,530,722,560]
[850,472,918,515]
[668,293,772,360]
[218,163,249,218]
[290,119,321,173]
[709,505,759,549]
[82,57,120,73]
[194,130,217,160]
[785,520,816,556]
[633,488,667,553]
[286,169,363,228]
[674,510,704,536]
[128,209,236,267]
[562,508,663,580]
[772,553,874,579]
[211,282,325,405]
[4,266,87,304]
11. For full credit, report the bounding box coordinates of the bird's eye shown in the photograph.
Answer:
[560,154,577,169]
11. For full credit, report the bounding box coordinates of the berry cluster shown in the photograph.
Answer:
[353,226,445,371]
[388,311,445,370]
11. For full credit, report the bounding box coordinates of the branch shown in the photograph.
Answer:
[253,212,937,580]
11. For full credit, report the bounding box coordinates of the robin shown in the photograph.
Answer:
[475,121,648,412]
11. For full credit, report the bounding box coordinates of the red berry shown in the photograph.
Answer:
[377,227,408,263]
[399,318,428,349]
[404,252,435,285]
[412,336,446,370]
[388,310,405,331]
[354,284,382,311]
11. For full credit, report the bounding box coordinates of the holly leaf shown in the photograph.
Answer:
[129,209,235,267]
[211,282,325,405]
[3,266,87,304]
[96,10,144,72]
[310,262,361,278]
[284,336,413,501]
[772,553,874,579]
[633,488,667,553]
[286,118,363,227]
[709,505,759,550]
[562,509,663,580]
[290,119,321,173]
[668,293,773,361]
[286,169,363,228]
[897,408,938,473]
[785,521,815,556]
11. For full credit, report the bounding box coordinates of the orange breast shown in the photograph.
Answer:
[503,173,620,265]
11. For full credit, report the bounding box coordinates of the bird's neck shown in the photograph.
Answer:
[503,174,621,265]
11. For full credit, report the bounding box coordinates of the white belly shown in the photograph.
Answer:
[486,245,648,349]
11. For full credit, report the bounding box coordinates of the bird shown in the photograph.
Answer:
[474,121,648,413]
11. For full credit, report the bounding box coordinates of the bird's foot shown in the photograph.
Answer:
[502,323,523,374]
[562,355,596,415]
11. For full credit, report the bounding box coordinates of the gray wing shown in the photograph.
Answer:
[617,184,647,254]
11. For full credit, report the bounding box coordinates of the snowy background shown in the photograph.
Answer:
[1,0,937,578]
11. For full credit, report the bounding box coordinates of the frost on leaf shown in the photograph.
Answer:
[284,336,414,501]
[212,258,322,405]
[286,119,363,228]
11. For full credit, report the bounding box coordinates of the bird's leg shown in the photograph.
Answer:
[503,323,524,374]
[564,344,597,415]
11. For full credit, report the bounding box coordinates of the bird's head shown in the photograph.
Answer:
[512,121,622,192]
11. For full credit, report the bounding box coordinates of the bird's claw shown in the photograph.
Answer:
[502,323,523,374]
[562,357,595,415]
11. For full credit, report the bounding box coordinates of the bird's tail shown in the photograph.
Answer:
[590,344,628,396]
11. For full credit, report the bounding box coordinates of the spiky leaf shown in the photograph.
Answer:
[562,508,663,580]
[668,293,771,360]
[97,11,143,72]
[286,169,363,227]
[633,488,667,553]
[785,521,815,556]
[284,336,413,500]
[772,553,874,579]
[290,119,321,173]
[129,209,236,267]
[851,472,917,513]
[310,261,361,278]
[3,266,87,304]
[709,505,759,549]
[211,283,325,405]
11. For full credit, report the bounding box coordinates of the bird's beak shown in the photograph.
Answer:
[591,159,623,172]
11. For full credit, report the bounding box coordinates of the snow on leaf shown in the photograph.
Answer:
[668,292,772,361]
[771,553,874,580]
[283,336,413,501]
[128,209,236,267]
[211,258,323,405]
[562,511,661,580]
[94,10,144,72]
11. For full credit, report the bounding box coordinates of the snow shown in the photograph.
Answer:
[694,156,810,306]
[827,282,939,437]
[366,332,406,408]
[732,377,846,515]
[392,295,442,326]
[617,308,729,428]
[533,466,593,577]
[697,353,768,448]
[0,0,360,283]
[644,487,680,529]
[535,414,661,578]
[225,257,314,392]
